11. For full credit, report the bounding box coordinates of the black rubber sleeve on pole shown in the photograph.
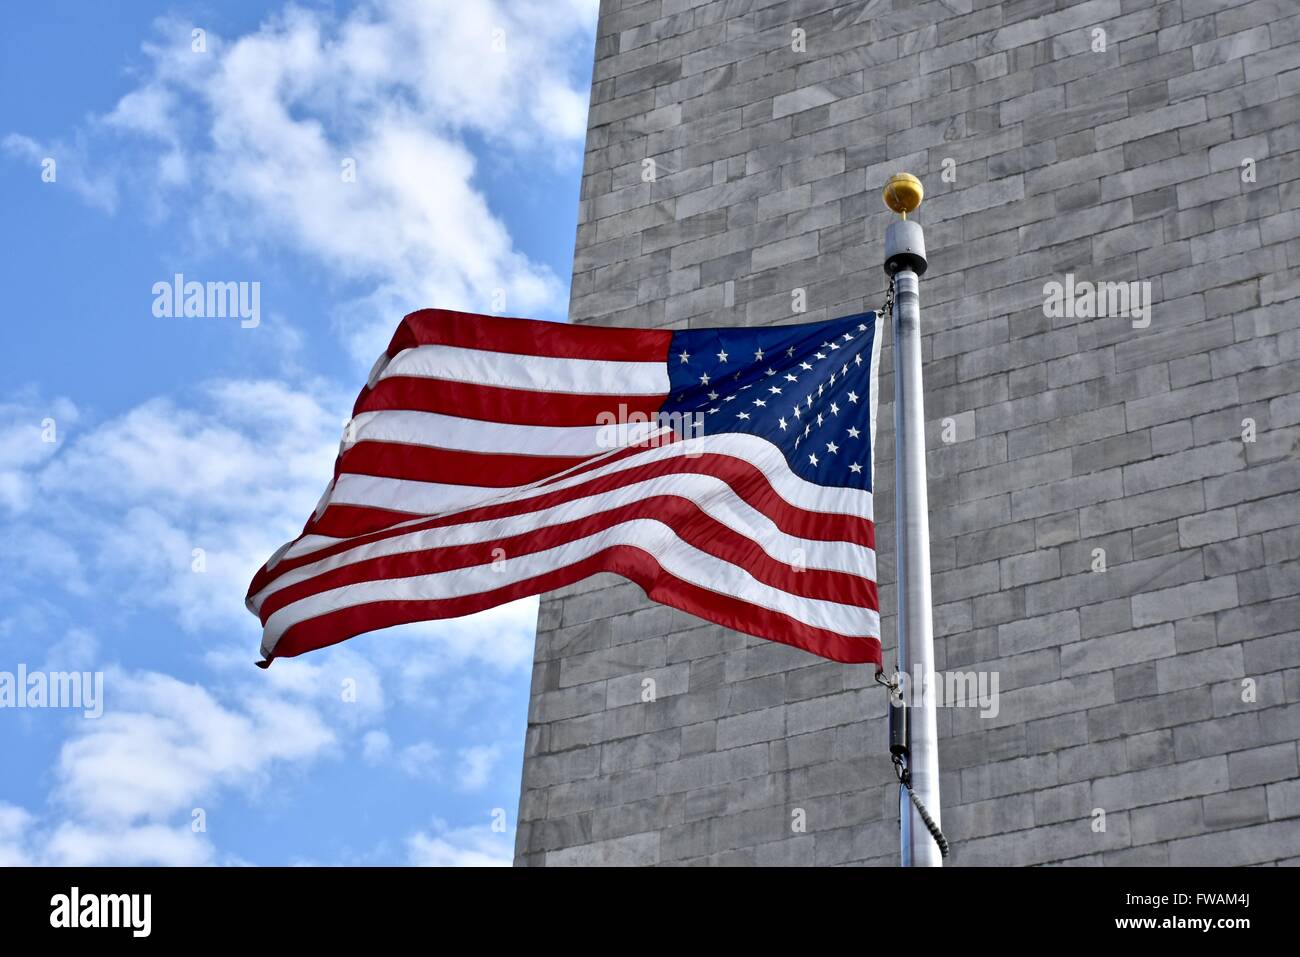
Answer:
[889,697,909,758]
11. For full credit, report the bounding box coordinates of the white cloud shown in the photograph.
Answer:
[358,736,506,787]
[38,381,338,516]
[0,133,119,212]
[359,733,465,783]
[374,598,540,687]
[44,822,215,867]
[55,669,335,828]
[0,393,78,513]
[457,744,502,791]
[40,628,100,673]
[25,0,598,364]
[0,804,35,866]
[0,526,89,599]
[11,379,342,633]
[396,741,442,780]
[0,662,338,866]
[229,643,388,727]
[407,822,512,866]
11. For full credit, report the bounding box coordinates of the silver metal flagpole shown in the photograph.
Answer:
[882,173,943,867]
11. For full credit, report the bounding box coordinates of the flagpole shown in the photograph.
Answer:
[883,173,943,867]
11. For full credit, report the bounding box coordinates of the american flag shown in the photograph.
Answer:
[246,308,882,667]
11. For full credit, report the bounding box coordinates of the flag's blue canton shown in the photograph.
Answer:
[661,312,879,492]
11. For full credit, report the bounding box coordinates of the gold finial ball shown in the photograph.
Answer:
[883,172,923,218]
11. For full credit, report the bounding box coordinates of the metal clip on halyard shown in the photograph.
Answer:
[876,671,950,859]
[878,272,895,322]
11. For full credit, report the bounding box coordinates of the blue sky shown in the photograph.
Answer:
[0,0,596,865]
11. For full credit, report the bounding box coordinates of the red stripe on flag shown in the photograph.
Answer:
[265,545,882,667]
[386,309,674,362]
[339,441,592,487]
[302,503,413,540]
[353,376,666,427]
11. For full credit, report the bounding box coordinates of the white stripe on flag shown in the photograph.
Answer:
[378,344,670,396]
[348,409,664,457]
